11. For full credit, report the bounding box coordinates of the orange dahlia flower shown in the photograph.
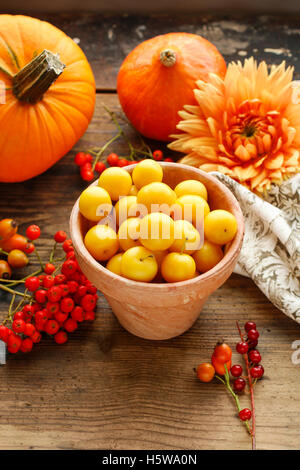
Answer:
[169,58,300,192]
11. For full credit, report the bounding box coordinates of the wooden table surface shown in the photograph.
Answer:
[0,12,300,450]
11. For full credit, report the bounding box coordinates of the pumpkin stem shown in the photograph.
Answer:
[12,49,65,104]
[160,49,177,67]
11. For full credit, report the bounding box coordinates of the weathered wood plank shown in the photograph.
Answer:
[0,92,299,450]
[18,12,300,90]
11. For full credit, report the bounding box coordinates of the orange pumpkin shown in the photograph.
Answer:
[117,32,226,142]
[0,15,96,182]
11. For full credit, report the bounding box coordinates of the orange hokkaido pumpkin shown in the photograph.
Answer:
[0,15,96,182]
[117,32,226,142]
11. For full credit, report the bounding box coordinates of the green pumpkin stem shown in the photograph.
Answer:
[12,49,65,104]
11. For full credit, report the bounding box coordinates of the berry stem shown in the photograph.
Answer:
[91,131,122,170]
[215,365,252,436]
[102,105,153,161]
[236,321,256,450]
[2,268,42,287]
[8,293,16,322]
[34,248,44,270]
[0,283,32,299]
[49,242,57,263]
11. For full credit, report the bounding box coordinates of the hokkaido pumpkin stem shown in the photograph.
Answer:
[160,49,177,67]
[12,49,65,103]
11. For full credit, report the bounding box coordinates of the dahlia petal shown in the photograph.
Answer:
[199,163,233,175]
[262,134,272,152]
[264,153,284,169]
[207,117,219,139]
[233,138,243,151]
[183,104,203,116]
[255,136,265,155]
[218,155,238,167]
[177,119,210,136]
[191,146,218,160]
[284,149,299,167]
[177,110,198,120]
[233,165,259,182]
[235,144,251,162]
[250,168,268,189]
[286,127,296,146]
[254,155,268,168]
[268,170,284,179]
[194,89,224,118]
[267,125,276,137]
[275,136,283,152]
[245,143,257,157]
[180,153,212,166]
[168,136,193,152]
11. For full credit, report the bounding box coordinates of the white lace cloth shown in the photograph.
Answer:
[212,172,300,323]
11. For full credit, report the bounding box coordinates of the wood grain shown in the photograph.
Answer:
[17,12,300,89]
[0,14,300,450]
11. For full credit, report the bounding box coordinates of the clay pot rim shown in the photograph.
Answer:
[70,162,244,292]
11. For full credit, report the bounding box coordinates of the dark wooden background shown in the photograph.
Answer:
[0,12,299,450]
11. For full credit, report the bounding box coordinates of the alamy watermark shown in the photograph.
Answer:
[96,200,205,252]
[291,340,300,365]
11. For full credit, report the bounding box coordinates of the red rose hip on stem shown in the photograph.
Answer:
[213,342,232,363]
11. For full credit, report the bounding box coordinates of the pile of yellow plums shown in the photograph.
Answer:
[78,160,238,283]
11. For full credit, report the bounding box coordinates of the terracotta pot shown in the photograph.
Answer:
[70,163,244,340]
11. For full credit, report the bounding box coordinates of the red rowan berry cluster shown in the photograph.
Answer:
[0,226,97,356]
